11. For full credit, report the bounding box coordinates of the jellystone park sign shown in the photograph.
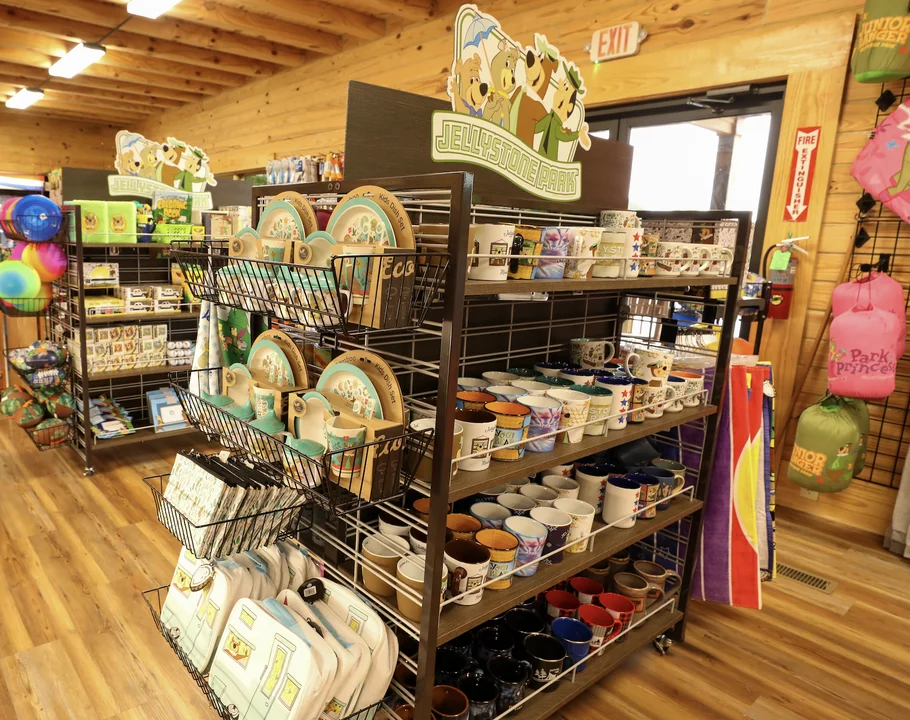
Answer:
[432,4,591,202]
[108,130,217,210]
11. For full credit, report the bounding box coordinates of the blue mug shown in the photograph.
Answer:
[551,616,594,672]
[487,656,529,714]
[458,675,499,720]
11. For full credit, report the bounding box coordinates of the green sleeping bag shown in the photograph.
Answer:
[841,397,870,474]
[852,0,910,83]
[788,397,861,493]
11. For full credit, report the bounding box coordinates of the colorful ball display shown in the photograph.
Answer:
[0,260,41,302]
[9,242,26,261]
[45,392,76,418]
[30,418,69,447]
[13,399,45,428]
[24,339,67,369]
[0,387,29,417]
[9,283,52,313]
[11,196,62,242]
[21,242,67,282]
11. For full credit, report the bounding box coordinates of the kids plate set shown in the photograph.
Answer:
[211,187,419,331]
[159,542,397,720]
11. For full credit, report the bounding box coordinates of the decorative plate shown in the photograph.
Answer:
[247,339,294,386]
[292,391,336,446]
[327,198,396,247]
[336,186,414,249]
[257,200,305,243]
[316,361,384,420]
[271,191,318,236]
[304,230,338,267]
[230,227,260,259]
[326,350,401,424]
[252,329,308,388]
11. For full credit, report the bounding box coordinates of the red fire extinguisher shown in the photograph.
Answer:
[762,237,807,320]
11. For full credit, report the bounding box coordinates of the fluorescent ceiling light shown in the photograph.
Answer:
[127,0,183,19]
[5,88,44,110]
[49,43,106,79]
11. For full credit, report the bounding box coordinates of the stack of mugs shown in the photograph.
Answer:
[622,345,705,422]
[595,210,642,279]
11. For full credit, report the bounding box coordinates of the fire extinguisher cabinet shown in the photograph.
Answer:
[765,248,798,320]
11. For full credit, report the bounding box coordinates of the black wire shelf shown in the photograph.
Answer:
[169,240,449,334]
[171,370,433,516]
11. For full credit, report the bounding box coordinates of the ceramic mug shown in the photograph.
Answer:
[445,539,492,606]
[701,244,734,276]
[435,648,477,688]
[542,475,580,499]
[530,506,572,565]
[545,588,580,622]
[519,484,559,507]
[396,557,448,622]
[278,434,325,488]
[476,528,519,590]
[570,576,604,605]
[509,225,543,280]
[578,603,622,652]
[497,492,536,517]
[571,384,612,436]
[532,361,574,378]
[469,501,512,530]
[511,379,552,397]
[535,375,574,389]
[482,371,520,386]
[379,511,410,538]
[558,367,600,387]
[599,210,639,228]
[523,632,567,692]
[487,655,529,715]
[629,472,660,519]
[553,498,596,553]
[643,382,672,420]
[260,237,287,263]
[593,228,624,278]
[504,608,546,663]
[602,476,641,528]
[478,484,509,504]
[546,388,591,444]
[485,401,531,462]
[575,463,622,515]
[504,515,548,577]
[457,675,500,720]
[474,625,515,668]
[564,227,602,279]
[594,376,632,430]
[432,685,470,720]
[485,385,524,403]
[623,227,642,278]
[469,224,514,281]
[679,243,712,276]
[551,617,594,672]
[633,560,682,599]
[628,378,650,423]
[506,477,532,493]
[455,409,497,471]
[652,458,687,498]
[570,338,616,369]
[673,370,704,407]
[325,415,367,480]
[411,417,464,481]
[544,464,574,478]
[507,367,538,379]
[613,571,664,618]
[639,232,659,277]
[518,395,562,453]
[654,242,693,277]
[361,534,408,596]
[537,227,570,279]
[642,466,684,509]
[458,377,490,392]
[628,347,674,384]
[598,592,636,644]
[666,376,687,413]
[447,513,483,541]
[457,391,497,411]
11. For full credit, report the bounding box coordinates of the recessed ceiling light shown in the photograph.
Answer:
[5,88,44,110]
[127,0,183,19]
[48,43,106,79]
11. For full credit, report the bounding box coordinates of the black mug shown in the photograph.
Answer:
[504,608,546,660]
[474,626,514,667]
[523,632,566,692]
[436,648,478,687]
[486,655,528,714]
[458,675,500,720]
[442,629,475,659]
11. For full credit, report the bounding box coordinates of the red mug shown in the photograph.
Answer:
[545,589,580,621]
[569,576,604,605]
[578,604,622,652]
[597,592,636,643]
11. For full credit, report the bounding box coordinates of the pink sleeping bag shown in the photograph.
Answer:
[829,293,900,399]
[851,99,910,223]
[832,272,906,357]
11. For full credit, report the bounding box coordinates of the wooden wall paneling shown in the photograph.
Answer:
[0,111,114,173]
[337,0,437,22]
[0,86,148,122]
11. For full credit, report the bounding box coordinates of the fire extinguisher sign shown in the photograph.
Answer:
[783,127,821,222]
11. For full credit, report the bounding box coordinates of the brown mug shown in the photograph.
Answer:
[580,561,611,586]
[447,513,482,541]
[395,704,415,720]
[612,571,664,617]
[432,684,470,720]
[633,560,682,598]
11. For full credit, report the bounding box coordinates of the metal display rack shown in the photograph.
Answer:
[144,172,746,720]
[59,223,201,474]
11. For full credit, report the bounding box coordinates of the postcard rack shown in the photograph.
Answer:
[145,171,748,720]
[170,240,450,335]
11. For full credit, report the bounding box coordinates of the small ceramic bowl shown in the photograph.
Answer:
[482,371,520,386]
[458,377,490,392]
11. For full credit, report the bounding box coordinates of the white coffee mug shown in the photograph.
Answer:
[627,347,674,384]
[454,409,497,471]
[469,224,514,281]
[570,338,616,369]
[666,376,686,413]
[564,227,602,279]
[546,388,591,444]
[593,228,624,278]
[599,210,639,228]
[553,498,596,553]
[654,242,693,277]
[542,475,580,499]
[602,476,641,529]
[623,227,642,278]
[703,245,734,276]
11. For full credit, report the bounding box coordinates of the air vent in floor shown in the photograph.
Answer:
[776,563,838,594]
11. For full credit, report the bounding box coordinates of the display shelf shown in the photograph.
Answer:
[69,242,176,249]
[463,275,738,296]
[445,405,716,502]
[92,425,199,448]
[503,608,683,720]
[436,496,701,644]
[78,364,192,381]
[85,309,200,324]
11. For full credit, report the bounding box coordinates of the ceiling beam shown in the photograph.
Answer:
[0,87,147,123]
[161,0,355,51]
[0,74,184,108]
[0,105,120,125]
[0,5,285,78]
[330,0,437,22]
[11,0,335,60]
[0,48,227,96]
[0,85,155,116]
[192,0,386,41]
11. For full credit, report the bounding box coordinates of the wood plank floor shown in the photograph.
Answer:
[0,419,908,719]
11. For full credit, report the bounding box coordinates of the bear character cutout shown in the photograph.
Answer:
[509,36,560,148]
[449,53,488,118]
[157,140,184,188]
[138,142,160,180]
[116,148,141,176]
[483,40,520,128]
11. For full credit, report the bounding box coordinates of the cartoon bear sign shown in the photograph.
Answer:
[434,4,590,201]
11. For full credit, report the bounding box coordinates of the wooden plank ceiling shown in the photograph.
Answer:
[0,0,437,125]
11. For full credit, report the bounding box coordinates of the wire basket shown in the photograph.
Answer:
[0,295,55,317]
[142,585,389,720]
[172,371,433,516]
[169,240,449,334]
[25,418,73,450]
[145,471,312,558]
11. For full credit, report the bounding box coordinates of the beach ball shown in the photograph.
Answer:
[9,242,26,261]
[9,283,52,313]
[0,387,29,416]
[13,399,45,428]
[11,196,62,242]
[45,392,76,418]
[22,242,67,282]
[0,260,41,302]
